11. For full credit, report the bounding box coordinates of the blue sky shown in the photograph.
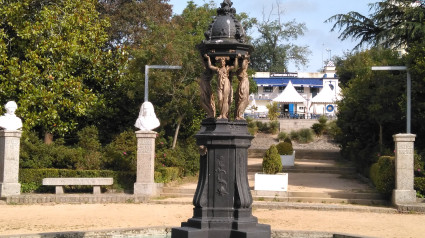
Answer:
[168,0,376,72]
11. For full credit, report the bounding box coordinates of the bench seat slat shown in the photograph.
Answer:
[42,178,113,186]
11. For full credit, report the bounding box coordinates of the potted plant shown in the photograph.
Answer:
[254,145,288,191]
[276,141,295,167]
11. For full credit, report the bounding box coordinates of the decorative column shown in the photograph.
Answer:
[134,131,158,196]
[0,130,22,197]
[392,133,417,205]
[172,120,270,238]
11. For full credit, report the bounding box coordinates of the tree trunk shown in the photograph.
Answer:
[44,132,53,145]
[172,116,183,149]
[379,124,383,153]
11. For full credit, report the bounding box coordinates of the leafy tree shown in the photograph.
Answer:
[336,48,405,171]
[0,0,120,142]
[326,0,425,50]
[251,2,310,72]
[266,101,279,121]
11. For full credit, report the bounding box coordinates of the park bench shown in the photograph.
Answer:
[42,178,113,194]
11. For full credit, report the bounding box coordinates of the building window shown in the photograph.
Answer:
[279,86,285,92]
[295,87,304,93]
[263,86,273,92]
[311,87,319,97]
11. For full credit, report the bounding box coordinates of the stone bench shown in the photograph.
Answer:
[42,178,113,194]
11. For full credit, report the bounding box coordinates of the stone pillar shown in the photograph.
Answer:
[134,130,158,196]
[392,133,416,205]
[0,130,22,197]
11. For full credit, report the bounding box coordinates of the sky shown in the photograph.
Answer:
[167,0,376,72]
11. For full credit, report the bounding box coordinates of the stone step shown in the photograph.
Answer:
[159,191,387,206]
[160,189,384,202]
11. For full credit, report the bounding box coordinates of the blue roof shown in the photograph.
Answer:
[254,77,323,87]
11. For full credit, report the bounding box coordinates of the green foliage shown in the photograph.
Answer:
[20,131,84,169]
[155,167,181,183]
[276,142,293,155]
[155,138,199,177]
[327,0,425,50]
[262,145,282,174]
[311,123,326,136]
[369,156,395,198]
[19,169,136,193]
[76,126,102,170]
[290,129,314,143]
[103,130,137,172]
[318,115,328,125]
[251,6,310,71]
[278,132,288,141]
[0,0,123,136]
[335,48,405,170]
[414,177,425,197]
[266,102,280,121]
[326,120,342,141]
[247,117,258,135]
[268,121,280,134]
[284,137,292,145]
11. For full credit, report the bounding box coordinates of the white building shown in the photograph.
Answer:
[249,61,341,119]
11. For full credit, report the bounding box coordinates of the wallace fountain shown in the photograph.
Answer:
[171,0,271,237]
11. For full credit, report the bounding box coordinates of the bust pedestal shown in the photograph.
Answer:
[392,134,417,205]
[172,119,270,238]
[0,130,22,197]
[134,131,158,196]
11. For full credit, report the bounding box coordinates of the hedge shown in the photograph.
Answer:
[369,156,395,198]
[19,167,180,193]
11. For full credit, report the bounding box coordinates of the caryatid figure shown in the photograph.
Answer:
[204,54,239,119]
[199,59,216,118]
[235,55,250,120]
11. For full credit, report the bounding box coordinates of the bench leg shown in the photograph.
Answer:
[93,186,101,194]
[55,186,64,194]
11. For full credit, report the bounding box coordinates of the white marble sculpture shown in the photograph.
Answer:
[134,101,160,131]
[0,101,23,130]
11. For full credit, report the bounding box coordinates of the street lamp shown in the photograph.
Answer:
[144,65,182,102]
[371,66,411,133]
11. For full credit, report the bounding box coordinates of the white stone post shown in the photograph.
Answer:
[0,130,22,197]
[134,131,158,196]
[392,134,416,205]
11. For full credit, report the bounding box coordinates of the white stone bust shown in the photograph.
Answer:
[0,101,23,130]
[135,101,160,131]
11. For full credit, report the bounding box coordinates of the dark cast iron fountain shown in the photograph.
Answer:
[171,1,271,237]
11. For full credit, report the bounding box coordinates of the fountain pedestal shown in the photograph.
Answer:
[172,119,270,238]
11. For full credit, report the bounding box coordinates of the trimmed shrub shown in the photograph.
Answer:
[369,156,395,198]
[262,145,282,174]
[155,167,181,183]
[19,169,136,193]
[276,142,293,155]
[283,137,292,145]
[277,132,287,141]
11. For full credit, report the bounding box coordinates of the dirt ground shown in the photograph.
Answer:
[0,203,424,238]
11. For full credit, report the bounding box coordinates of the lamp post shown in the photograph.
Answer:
[145,65,182,102]
[371,66,411,133]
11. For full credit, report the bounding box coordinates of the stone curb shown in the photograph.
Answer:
[150,199,398,214]
[0,227,378,238]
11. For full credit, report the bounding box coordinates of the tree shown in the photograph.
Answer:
[335,48,405,171]
[251,2,310,72]
[326,0,425,50]
[266,102,279,121]
[0,0,120,143]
